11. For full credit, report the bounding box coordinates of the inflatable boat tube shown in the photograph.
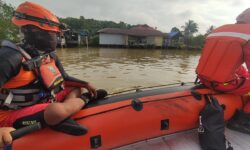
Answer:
[11,83,243,150]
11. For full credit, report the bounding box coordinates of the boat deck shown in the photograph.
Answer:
[115,128,250,150]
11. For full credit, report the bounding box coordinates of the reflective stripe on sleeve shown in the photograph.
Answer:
[208,32,250,41]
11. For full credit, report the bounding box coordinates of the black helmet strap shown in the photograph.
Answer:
[13,11,66,30]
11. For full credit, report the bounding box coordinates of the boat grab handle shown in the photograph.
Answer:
[11,122,42,140]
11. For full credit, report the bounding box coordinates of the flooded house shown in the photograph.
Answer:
[98,25,164,48]
[163,31,183,49]
[57,30,82,48]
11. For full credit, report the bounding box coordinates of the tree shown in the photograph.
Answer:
[205,25,215,36]
[79,16,85,20]
[0,0,19,42]
[190,34,205,49]
[59,16,133,38]
[181,20,198,48]
[171,27,180,33]
[170,27,182,40]
[118,21,127,28]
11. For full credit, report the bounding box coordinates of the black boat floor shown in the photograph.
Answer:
[114,128,250,150]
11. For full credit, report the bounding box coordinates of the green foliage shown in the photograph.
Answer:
[171,27,181,33]
[190,34,205,49]
[59,17,132,37]
[205,25,215,36]
[182,20,198,38]
[0,0,19,42]
[89,35,99,46]
[181,20,199,48]
[169,21,203,50]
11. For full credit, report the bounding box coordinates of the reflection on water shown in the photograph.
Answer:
[56,47,201,93]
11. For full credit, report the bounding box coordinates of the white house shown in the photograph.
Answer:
[99,28,128,46]
[98,25,164,48]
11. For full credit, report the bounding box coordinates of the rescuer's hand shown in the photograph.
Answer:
[84,83,97,99]
[0,127,15,148]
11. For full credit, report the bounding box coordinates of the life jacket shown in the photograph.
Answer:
[0,40,64,109]
[196,24,250,83]
[3,58,36,89]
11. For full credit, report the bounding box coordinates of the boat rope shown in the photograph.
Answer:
[108,81,196,95]
[75,92,222,121]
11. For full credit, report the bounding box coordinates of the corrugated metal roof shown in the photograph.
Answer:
[98,25,164,37]
[168,31,180,38]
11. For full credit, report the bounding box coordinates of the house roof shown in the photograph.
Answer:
[98,28,128,35]
[127,25,164,36]
[167,31,180,38]
[98,25,164,37]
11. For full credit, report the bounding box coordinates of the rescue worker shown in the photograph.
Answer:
[196,8,250,134]
[0,1,107,135]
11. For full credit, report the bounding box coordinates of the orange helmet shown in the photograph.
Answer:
[12,1,61,32]
[236,8,250,24]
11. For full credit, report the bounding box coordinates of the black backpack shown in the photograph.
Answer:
[198,94,233,150]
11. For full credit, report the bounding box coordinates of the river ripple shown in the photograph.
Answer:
[56,47,201,93]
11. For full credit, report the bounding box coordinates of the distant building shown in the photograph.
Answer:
[99,28,128,46]
[64,30,80,47]
[57,30,83,48]
[98,25,164,48]
[163,31,183,49]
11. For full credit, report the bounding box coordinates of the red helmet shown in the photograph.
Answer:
[236,8,250,24]
[12,1,61,32]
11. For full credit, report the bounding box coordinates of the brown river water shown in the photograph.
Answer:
[56,47,201,93]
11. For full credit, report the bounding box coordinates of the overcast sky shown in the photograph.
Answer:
[5,0,249,34]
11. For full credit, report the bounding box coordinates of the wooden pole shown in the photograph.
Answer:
[85,36,88,49]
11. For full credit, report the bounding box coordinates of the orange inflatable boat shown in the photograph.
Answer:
[10,83,243,150]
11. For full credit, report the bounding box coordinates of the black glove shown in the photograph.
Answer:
[80,94,91,104]
[80,89,108,104]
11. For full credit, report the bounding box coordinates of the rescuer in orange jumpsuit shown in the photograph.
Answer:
[196,8,250,134]
[0,1,107,140]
